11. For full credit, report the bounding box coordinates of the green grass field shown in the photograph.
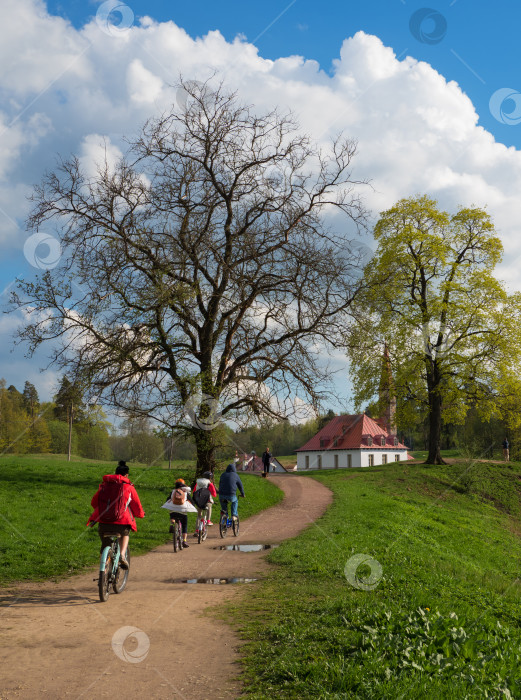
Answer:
[4,451,521,696]
[0,455,283,584]
[230,459,521,699]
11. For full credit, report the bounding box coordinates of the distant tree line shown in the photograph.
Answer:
[0,376,113,459]
[0,379,52,454]
[2,371,513,462]
[0,375,199,463]
[0,373,325,462]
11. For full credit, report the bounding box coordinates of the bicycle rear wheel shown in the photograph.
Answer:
[233,515,240,537]
[98,547,113,602]
[198,510,208,543]
[113,546,130,594]
[219,511,227,538]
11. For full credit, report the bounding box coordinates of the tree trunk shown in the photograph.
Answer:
[425,388,446,465]
[67,402,73,462]
[194,429,218,478]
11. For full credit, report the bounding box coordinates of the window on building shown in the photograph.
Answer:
[334,454,339,469]
[380,436,386,446]
[347,454,352,468]
[368,454,374,467]
[305,455,309,469]
[394,437,399,446]
[317,455,322,469]
[395,454,400,462]
[382,454,388,464]
[367,436,373,446]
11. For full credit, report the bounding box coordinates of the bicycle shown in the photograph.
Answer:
[219,500,240,538]
[98,533,130,602]
[170,517,183,552]
[196,507,209,544]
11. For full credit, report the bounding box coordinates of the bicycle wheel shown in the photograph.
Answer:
[233,515,240,537]
[198,510,208,543]
[113,546,130,594]
[98,547,113,602]
[219,512,227,538]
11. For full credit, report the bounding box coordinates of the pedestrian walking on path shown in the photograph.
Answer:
[262,446,272,478]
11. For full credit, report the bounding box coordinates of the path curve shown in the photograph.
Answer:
[0,475,332,699]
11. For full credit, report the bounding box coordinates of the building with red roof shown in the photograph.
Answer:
[296,413,410,470]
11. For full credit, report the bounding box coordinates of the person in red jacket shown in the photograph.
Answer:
[87,461,145,569]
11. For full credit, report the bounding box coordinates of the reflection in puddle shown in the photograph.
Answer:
[216,544,279,552]
[172,577,259,584]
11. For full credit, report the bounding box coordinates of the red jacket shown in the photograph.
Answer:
[87,474,145,532]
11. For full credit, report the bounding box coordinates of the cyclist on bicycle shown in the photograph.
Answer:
[192,471,218,536]
[218,462,245,521]
[87,461,145,569]
[163,479,197,548]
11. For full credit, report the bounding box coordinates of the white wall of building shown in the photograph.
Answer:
[296,450,408,470]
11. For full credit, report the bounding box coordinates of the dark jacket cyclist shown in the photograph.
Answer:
[218,462,245,519]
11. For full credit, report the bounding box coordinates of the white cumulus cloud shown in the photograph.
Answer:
[2,0,521,398]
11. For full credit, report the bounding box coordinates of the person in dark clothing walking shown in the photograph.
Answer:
[218,462,245,520]
[262,447,272,477]
[503,438,510,461]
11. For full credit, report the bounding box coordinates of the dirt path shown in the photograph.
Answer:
[0,475,332,700]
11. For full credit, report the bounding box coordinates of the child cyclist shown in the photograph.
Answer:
[192,471,217,536]
[161,479,197,548]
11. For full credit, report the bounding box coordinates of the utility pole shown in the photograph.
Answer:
[168,428,174,470]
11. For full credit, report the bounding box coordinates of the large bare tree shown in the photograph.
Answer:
[13,81,369,474]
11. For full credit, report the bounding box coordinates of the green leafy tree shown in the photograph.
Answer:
[347,195,521,464]
[21,381,52,453]
[118,414,165,465]
[47,419,78,455]
[0,381,31,453]
[53,376,85,423]
[317,409,336,432]
[22,381,39,419]
[232,416,319,457]
[28,415,52,453]
[76,404,112,460]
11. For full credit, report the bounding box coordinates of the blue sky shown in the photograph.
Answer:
[47,0,521,148]
[1,0,521,407]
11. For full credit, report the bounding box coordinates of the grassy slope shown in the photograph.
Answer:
[230,461,521,699]
[0,455,283,584]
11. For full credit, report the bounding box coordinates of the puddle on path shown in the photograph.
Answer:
[216,544,279,552]
[172,577,259,584]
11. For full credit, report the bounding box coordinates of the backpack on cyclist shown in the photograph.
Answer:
[97,480,130,522]
[192,486,211,510]
[171,487,187,505]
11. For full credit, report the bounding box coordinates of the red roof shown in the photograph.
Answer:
[297,414,408,451]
